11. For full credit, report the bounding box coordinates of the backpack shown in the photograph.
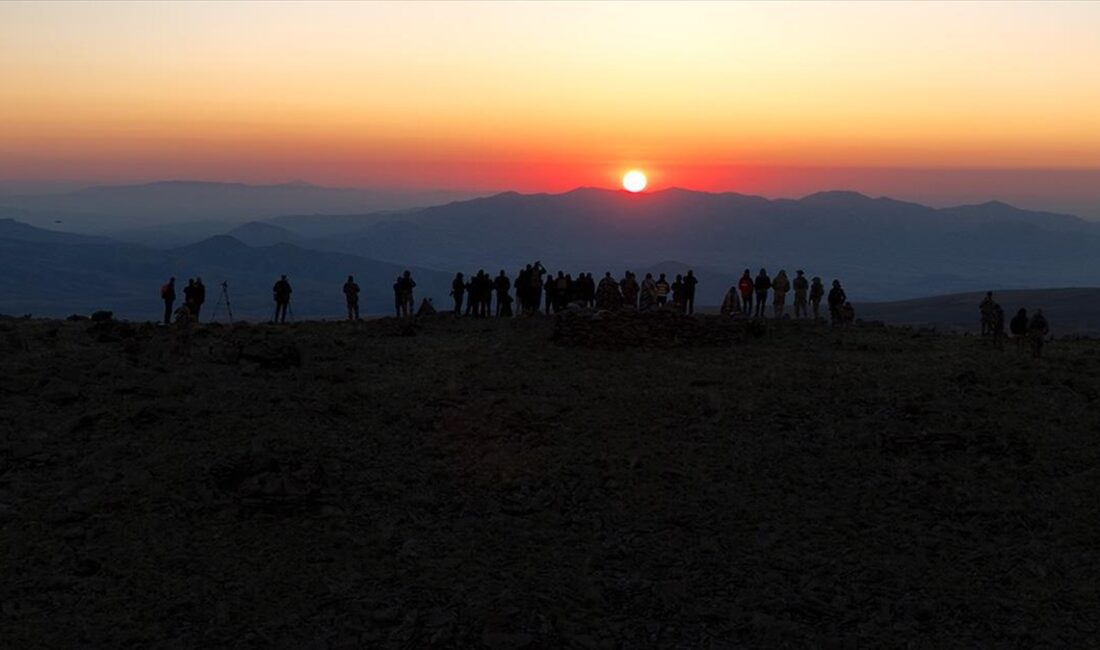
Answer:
[160,283,171,299]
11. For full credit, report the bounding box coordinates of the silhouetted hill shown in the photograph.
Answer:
[225,221,303,247]
[0,230,451,319]
[287,187,1100,302]
[0,218,113,245]
[859,288,1100,334]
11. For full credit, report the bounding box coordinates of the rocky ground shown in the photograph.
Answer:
[1,311,1099,647]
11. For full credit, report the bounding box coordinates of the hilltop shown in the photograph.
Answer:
[2,313,1098,646]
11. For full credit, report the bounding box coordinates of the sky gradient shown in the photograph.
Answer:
[2,1,1099,215]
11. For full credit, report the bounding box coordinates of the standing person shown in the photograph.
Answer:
[160,276,176,325]
[640,273,657,311]
[494,270,511,316]
[401,270,416,316]
[737,269,754,315]
[979,291,995,336]
[671,274,684,312]
[554,271,569,312]
[655,273,670,307]
[394,276,407,318]
[183,279,197,315]
[809,277,825,319]
[193,277,206,321]
[620,271,640,310]
[753,268,771,318]
[682,270,699,315]
[343,275,360,321]
[827,279,846,326]
[531,262,545,314]
[1010,307,1029,350]
[771,270,790,318]
[272,274,292,323]
[991,303,1006,350]
[596,272,622,310]
[451,272,465,315]
[1027,308,1050,358]
[544,274,557,315]
[792,270,809,319]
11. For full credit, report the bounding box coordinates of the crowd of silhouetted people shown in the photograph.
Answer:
[156,269,1054,356]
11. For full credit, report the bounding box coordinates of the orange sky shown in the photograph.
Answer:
[2,1,1099,214]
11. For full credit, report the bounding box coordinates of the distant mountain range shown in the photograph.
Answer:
[0,221,452,320]
[2,182,1099,319]
[0,181,480,242]
[253,187,1100,301]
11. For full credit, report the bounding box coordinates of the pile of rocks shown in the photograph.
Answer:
[551,309,745,349]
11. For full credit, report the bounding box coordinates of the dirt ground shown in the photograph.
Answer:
[2,313,1099,647]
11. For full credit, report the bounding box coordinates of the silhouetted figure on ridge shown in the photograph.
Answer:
[991,302,1006,350]
[193,277,206,321]
[640,273,657,311]
[655,273,670,307]
[544,273,557,315]
[596,272,622,310]
[494,270,511,317]
[827,279,846,326]
[738,269,754,315]
[1028,308,1050,358]
[343,275,360,320]
[979,291,995,336]
[671,274,684,311]
[772,269,790,318]
[400,270,416,316]
[682,270,698,315]
[451,272,465,315]
[792,270,809,319]
[183,279,197,316]
[160,276,176,324]
[753,268,771,318]
[620,271,639,310]
[1010,307,1028,350]
[272,274,292,323]
[809,276,825,319]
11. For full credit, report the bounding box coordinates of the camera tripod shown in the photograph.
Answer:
[211,281,234,323]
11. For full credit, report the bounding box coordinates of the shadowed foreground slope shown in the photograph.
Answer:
[2,314,1098,646]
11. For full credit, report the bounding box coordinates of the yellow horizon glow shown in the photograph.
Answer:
[1,1,1099,190]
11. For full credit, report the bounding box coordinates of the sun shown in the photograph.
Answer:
[622,170,647,193]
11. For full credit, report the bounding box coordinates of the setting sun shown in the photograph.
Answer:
[623,170,647,193]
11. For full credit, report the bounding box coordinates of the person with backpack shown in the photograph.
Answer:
[753,268,771,318]
[272,275,292,323]
[737,269,754,315]
[1028,308,1050,358]
[343,275,360,321]
[771,269,791,318]
[792,270,809,318]
[827,279,846,326]
[160,277,176,324]
[809,277,825,319]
